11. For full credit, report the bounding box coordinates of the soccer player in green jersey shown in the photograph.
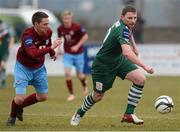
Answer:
[70,5,154,126]
[0,19,14,88]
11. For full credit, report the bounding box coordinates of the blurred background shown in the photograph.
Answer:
[1,0,180,76]
[1,0,180,43]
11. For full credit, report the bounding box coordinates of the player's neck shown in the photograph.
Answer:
[64,23,72,28]
[34,27,44,36]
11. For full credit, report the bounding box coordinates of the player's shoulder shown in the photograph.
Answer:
[72,22,80,27]
[22,27,35,39]
[47,27,52,36]
[115,21,130,36]
[122,26,130,34]
[121,25,131,42]
[115,20,129,31]
[72,22,81,29]
[23,27,34,35]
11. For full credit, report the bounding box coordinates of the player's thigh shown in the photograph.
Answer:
[92,72,116,93]
[74,53,84,73]
[125,69,146,85]
[31,65,48,94]
[13,61,32,94]
[117,59,138,80]
[62,53,74,69]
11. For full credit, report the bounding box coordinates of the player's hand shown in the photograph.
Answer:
[51,37,64,49]
[51,55,56,61]
[71,45,79,52]
[143,65,154,74]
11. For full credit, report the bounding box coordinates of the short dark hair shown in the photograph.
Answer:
[32,11,49,25]
[121,5,136,16]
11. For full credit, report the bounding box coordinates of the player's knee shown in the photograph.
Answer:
[36,94,48,101]
[93,93,104,102]
[65,75,72,80]
[14,96,25,105]
[77,73,85,80]
[136,75,146,86]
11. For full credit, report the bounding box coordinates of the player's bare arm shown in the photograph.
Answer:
[57,37,64,55]
[71,33,88,52]
[130,34,139,56]
[122,44,154,74]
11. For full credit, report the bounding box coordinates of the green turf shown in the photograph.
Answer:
[0,75,180,131]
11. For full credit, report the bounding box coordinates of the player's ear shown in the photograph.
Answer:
[34,22,39,26]
[120,15,124,19]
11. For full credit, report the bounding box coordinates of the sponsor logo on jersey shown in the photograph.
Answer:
[96,82,103,91]
[34,41,39,45]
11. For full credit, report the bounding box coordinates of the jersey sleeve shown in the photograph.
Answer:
[117,27,131,45]
[78,25,87,36]
[23,35,51,59]
[23,35,33,47]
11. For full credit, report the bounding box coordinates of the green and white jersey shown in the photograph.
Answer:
[95,20,132,64]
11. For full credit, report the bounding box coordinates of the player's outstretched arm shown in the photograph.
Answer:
[71,33,88,52]
[130,34,139,56]
[122,44,154,74]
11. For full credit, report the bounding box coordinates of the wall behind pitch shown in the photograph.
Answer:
[7,43,180,76]
[83,43,180,76]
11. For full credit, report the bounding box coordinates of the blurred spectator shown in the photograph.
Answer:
[133,13,145,44]
[14,23,26,42]
[0,19,14,88]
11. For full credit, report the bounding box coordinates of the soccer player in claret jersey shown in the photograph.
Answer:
[57,10,88,101]
[6,11,62,126]
[70,5,154,126]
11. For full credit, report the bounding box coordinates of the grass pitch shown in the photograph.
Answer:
[0,75,180,131]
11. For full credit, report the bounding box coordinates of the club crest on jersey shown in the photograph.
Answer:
[96,82,103,91]
[45,40,49,45]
